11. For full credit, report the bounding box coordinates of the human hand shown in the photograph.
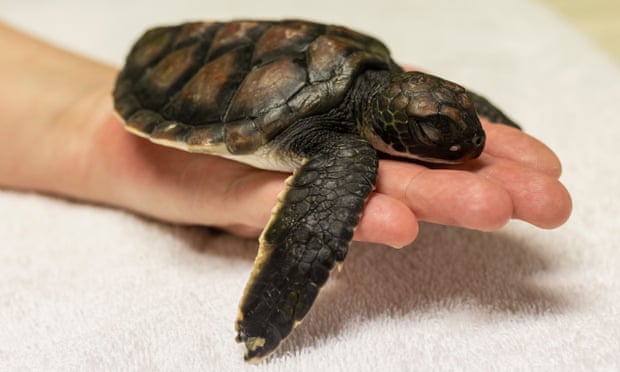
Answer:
[0,23,571,248]
[92,111,571,247]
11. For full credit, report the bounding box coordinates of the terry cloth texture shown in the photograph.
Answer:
[2,0,619,370]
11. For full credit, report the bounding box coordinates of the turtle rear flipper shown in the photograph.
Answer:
[235,131,378,362]
[467,90,521,129]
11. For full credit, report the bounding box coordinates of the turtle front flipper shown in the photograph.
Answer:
[467,90,521,129]
[235,132,378,362]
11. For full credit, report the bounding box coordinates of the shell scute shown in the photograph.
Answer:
[162,45,252,124]
[207,21,270,60]
[125,109,164,135]
[136,43,204,108]
[127,26,175,71]
[307,35,352,83]
[252,21,324,65]
[174,22,220,49]
[225,57,307,121]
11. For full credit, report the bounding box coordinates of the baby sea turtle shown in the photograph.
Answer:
[114,19,518,362]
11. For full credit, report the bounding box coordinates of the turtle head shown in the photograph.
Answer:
[361,71,485,163]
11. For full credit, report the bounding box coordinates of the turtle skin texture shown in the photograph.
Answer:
[114,20,519,362]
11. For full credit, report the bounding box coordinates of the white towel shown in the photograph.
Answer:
[2,0,619,370]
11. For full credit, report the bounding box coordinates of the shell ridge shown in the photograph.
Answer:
[163,43,251,125]
[218,23,272,122]
[160,43,209,117]
[137,25,183,74]
[220,44,261,123]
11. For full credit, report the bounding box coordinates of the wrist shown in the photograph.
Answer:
[0,23,118,200]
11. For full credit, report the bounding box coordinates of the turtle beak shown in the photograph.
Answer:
[443,125,485,162]
[460,128,485,160]
[470,130,485,157]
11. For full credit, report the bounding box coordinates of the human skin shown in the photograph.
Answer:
[0,23,572,247]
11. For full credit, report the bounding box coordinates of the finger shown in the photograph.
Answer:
[376,160,513,231]
[467,154,572,229]
[113,131,287,230]
[481,120,563,178]
[402,65,424,72]
[221,224,262,238]
[217,165,286,228]
[227,168,420,248]
[353,192,419,248]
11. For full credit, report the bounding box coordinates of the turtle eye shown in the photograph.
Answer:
[419,120,442,143]
[416,115,454,145]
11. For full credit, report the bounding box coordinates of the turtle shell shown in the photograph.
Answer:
[113,20,395,157]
